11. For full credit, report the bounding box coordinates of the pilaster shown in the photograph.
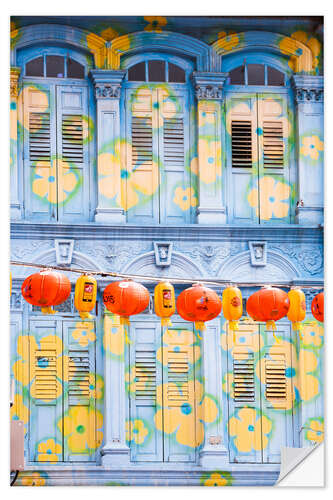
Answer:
[10,67,22,220]
[192,72,228,224]
[198,320,228,468]
[292,75,324,226]
[90,70,126,224]
[100,311,131,467]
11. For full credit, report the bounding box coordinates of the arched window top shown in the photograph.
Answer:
[25,54,85,79]
[228,63,285,86]
[127,60,186,83]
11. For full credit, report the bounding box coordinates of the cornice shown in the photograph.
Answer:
[192,71,228,100]
[10,67,21,98]
[292,75,324,103]
[90,69,126,99]
[10,222,323,244]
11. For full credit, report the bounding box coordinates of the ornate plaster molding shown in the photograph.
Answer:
[90,70,126,99]
[10,67,21,98]
[292,75,324,103]
[191,72,228,100]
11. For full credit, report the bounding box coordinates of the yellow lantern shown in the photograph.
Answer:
[154,281,175,327]
[222,286,243,339]
[287,288,306,339]
[74,275,97,319]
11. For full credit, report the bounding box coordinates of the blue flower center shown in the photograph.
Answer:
[111,327,118,334]
[181,403,192,415]
[81,330,86,336]
[38,358,49,368]
[48,175,55,183]
[133,428,139,434]
[269,196,275,203]
[248,425,254,432]
[239,336,245,343]
[285,367,296,378]
[174,346,180,352]
[47,449,52,454]
[76,425,85,434]
[296,48,303,56]
[121,170,129,179]
[208,157,214,164]
[310,144,315,149]
[256,127,263,136]
[317,431,322,436]
[89,384,94,390]
[183,195,188,201]
[310,331,315,336]
[202,112,206,117]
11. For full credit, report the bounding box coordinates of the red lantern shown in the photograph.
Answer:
[311,292,324,322]
[21,270,71,314]
[176,283,222,333]
[103,280,150,325]
[246,287,290,338]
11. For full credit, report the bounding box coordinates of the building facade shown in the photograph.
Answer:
[10,16,324,486]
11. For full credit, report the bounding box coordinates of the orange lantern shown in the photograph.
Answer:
[103,280,150,325]
[154,281,175,327]
[311,292,324,323]
[176,283,222,334]
[246,287,290,340]
[287,288,306,339]
[222,286,243,334]
[74,275,97,319]
[21,270,71,314]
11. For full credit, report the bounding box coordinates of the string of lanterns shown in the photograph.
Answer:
[13,261,324,341]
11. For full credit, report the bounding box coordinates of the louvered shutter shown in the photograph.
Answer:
[126,88,159,223]
[23,84,57,220]
[28,319,63,462]
[159,89,191,224]
[257,95,291,223]
[63,320,97,462]
[226,95,259,223]
[227,323,262,463]
[129,321,163,462]
[162,326,196,462]
[56,85,90,221]
[259,324,294,463]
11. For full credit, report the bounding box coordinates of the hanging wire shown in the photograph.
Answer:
[10,260,324,289]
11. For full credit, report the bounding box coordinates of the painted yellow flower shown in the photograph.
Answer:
[291,31,321,69]
[32,160,79,204]
[78,373,104,400]
[190,139,221,184]
[37,438,62,462]
[305,418,324,444]
[220,319,262,356]
[59,407,103,452]
[125,419,149,445]
[100,27,118,41]
[13,334,66,400]
[215,33,240,53]
[21,472,46,486]
[279,36,311,73]
[144,16,167,33]
[157,329,201,367]
[202,472,230,486]
[10,393,30,424]
[103,313,124,356]
[300,136,324,161]
[222,372,236,399]
[248,176,290,221]
[98,152,122,204]
[18,85,49,129]
[125,364,155,394]
[154,380,218,447]
[229,407,272,453]
[86,33,105,68]
[302,322,324,348]
[122,159,160,211]
[173,187,198,211]
[71,321,96,347]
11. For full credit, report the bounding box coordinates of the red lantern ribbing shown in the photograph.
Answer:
[311,292,324,323]
[103,280,150,325]
[21,270,71,314]
[176,284,222,334]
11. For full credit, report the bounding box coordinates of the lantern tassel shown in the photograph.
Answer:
[41,306,56,315]
[161,317,172,327]
[266,320,281,343]
[292,321,304,341]
[79,311,93,320]
[228,320,239,344]
[194,321,206,340]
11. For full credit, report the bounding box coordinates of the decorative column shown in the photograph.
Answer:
[292,75,324,225]
[100,309,131,467]
[10,67,22,220]
[199,320,228,468]
[90,70,126,224]
[191,72,228,224]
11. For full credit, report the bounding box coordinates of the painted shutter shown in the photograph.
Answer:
[126,88,159,223]
[129,321,163,462]
[227,323,262,463]
[159,89,190,224]
[162,326,196,462]
[28,319,63,462]
[56,85,90,221]
[23,83,57,220]
[259,324,294,463]
[63,320,97,462]
[226,95,259,223]
[257,95,291,223]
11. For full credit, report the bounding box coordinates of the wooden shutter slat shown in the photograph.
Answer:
[163,118,184,167]
[29,112,51,161]
[233,354,255,402]
[231,120,253,168]
[263,121,284,168]
[61,115,84,163]
[68,351,90,406]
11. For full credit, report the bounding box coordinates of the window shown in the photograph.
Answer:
[229,63,285,86]
[25,55,85,79]
[127,60,186,83]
